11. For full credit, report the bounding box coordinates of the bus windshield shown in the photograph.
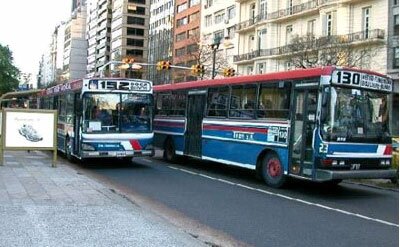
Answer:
[83,93,152,133]
[321,87,391,143]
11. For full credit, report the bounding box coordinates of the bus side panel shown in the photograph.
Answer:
[202,120,290,170]
[154,117,186,153]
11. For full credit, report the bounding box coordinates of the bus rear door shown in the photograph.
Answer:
[184,90,207,158]
[289,85,318,179]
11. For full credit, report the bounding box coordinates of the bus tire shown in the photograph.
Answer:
[65,137,74,162]
[261,153,286,188]
[163,139,177,162]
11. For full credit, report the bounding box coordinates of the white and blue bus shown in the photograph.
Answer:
[39,78,154,162]
[154,66,396,187]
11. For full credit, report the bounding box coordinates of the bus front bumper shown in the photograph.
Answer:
[315,169,398,181]
[82,150,154,158]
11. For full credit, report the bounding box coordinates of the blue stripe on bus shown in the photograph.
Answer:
[327,144,379,154]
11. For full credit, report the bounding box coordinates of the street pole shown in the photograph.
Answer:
[212,48,217,79]
[211,36,221,80]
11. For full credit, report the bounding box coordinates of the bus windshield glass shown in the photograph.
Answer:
[83,93,152,133]
[321,87,391,143]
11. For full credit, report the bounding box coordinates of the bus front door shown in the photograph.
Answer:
[289,87,318,179]
[184,92,206,158]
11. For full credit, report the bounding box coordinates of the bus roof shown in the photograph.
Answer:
[154,66,389,92]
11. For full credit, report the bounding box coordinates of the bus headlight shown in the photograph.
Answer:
[82,143,95,151]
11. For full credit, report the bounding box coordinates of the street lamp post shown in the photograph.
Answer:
[210,36,222,79]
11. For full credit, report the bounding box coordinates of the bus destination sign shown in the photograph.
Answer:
[331,69,392,92]
[87,80,152,92]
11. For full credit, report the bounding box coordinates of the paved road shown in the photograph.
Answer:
[75,154,399,247]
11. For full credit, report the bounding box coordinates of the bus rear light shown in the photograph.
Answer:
[321,159,333,166]
[129,140,142,150]
[383,145,392,155]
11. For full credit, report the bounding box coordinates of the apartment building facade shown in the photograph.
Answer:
[200,0,239,78]
[109,0,150,78]
[148,0,175,85]
[234,0,389,75]
[62,4,88,81]
[173,0,201,82]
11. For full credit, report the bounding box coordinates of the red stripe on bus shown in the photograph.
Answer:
[203,124,268,134]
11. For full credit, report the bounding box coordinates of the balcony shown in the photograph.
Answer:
[236,18,258,32]
[266,0,318,22]
[233,29,385,63]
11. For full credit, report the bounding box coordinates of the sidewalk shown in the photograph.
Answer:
[0,151,205,247]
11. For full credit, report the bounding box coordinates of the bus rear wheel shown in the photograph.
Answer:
[163,139,177,162]
[261,153,286,188]
[65,137,74,162]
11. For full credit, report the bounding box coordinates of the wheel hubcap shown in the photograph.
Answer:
[268,159,281,177]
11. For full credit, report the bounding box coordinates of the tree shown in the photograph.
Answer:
[285,33,378,69]
[0,44,20,94]
[187,34,230,79]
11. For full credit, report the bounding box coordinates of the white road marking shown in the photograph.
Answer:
[168,166,399,228]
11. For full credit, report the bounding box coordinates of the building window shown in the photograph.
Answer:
[213,30,224,40]
[257,63,265,74]
[394,47,399,69]
[205,15,212,27]
[214,11,225,24]
[176,17,187,27]
[127,28,145,36]
[259,0,267,18]
[205,0,213,8]
[286,25,293,44]
[189,12,200,23]
[188,0,200,7]
[326,12,333,36]
[247,66,253,75]
[127,38,144,47]
[127,16,145,25]
[227,6,236,20]
[176,32,186,41]
[362,7,371,38]
[175,47,186,57]
[187,44,198,53]
[128,0,145,3]
[126,49,143,56]
[188,28,199,39]
[307,19,316,36]
[394,14,399,36]
[177,3,187,13]
[287,0,293,15]
[227,26,235,39]
[128,6,145,15]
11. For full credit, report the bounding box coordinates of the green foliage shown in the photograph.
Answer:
[0,44,20,95]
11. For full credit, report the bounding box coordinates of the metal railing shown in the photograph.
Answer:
[233,29,385,62]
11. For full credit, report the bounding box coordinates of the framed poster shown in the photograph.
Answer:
[2,109,57,149]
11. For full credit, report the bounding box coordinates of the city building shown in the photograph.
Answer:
[234,0,390,76]
[148,0,175,85]
[109,0,150,79]
[38,23,66,87]
[388,0,399,134]
[200,0,239,79]
[62,4,88,81]
[86,0,112,77]
[173,0,201,82]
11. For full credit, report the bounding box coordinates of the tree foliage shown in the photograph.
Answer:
[286,34,378,69]
[0,44,20,94]
[187,35,229,79]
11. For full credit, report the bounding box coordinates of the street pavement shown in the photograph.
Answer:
[0,150,206,247]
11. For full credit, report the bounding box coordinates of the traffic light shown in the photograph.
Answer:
[122,56,135,64]
[156,61,172,70]
[223,67,235,77]
[191,64,205,76]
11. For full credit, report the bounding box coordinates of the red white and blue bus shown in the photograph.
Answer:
[153,66,396,187]
[39,78,154,162]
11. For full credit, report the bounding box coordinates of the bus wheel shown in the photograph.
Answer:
[163,139,176,162]
[261,153,286,188]
[65,138,73,162]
